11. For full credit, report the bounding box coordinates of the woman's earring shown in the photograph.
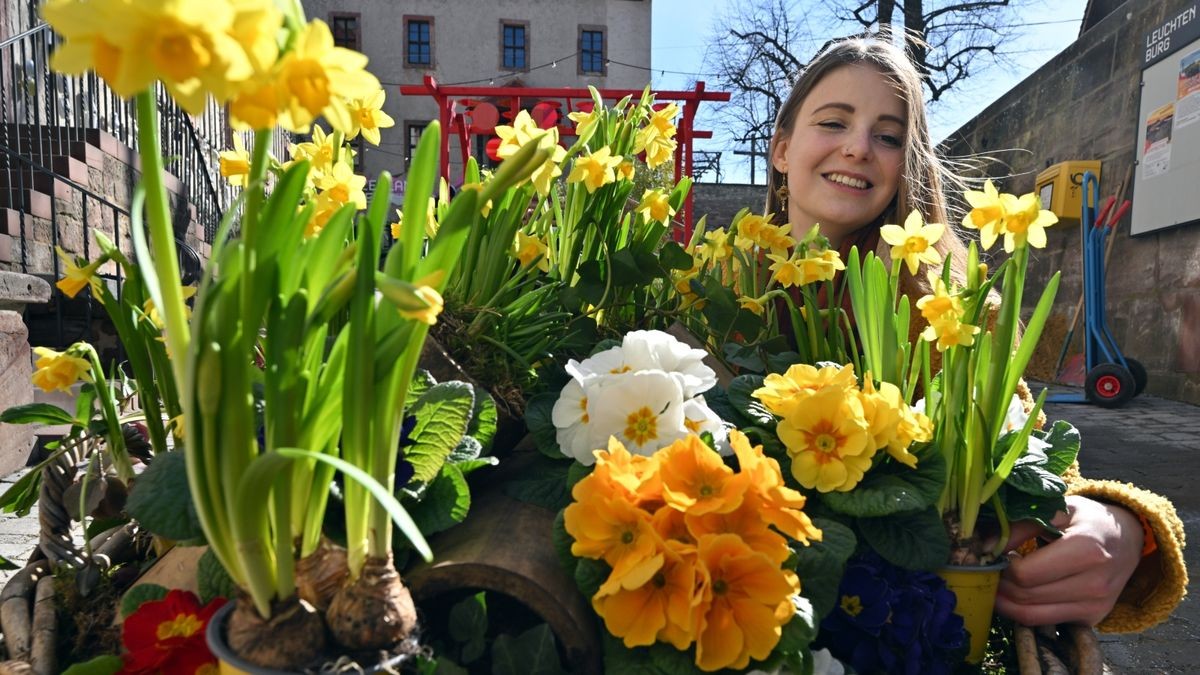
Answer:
[775,176,789,215]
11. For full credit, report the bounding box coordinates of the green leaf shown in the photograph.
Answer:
[823,475,927,517]
[407,463,470,537]
[407,381,476,483]
[492,624,565,675]
[467,390,498,452]
[61,655,123,675]
[727,375,773,426]
[448,436,483,463]
[600,634,660,675]
[776,595,818,653]
[1036,420,1080,476]
[198,547,237,604]
[448,591,488,644]
[406,369,437,410]
[502,458,570,511]
[574,558,610,599]
[453,457,499,477]
[857,507,949,571]
[792,518,856,619]
[0,465,42,516]
[0,402,75,426]
[552,509,578,577]
[0,553,17,571]
[1003,488,1066,529]
[657,241,694,271]
[119,583,169,618]
[524,392,564,459]
[647,642,696,675]
[1006,463,1066,497]
[124,452,204,541]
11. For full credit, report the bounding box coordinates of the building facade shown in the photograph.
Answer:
[299,0,653,182]
[941,0,1200,404]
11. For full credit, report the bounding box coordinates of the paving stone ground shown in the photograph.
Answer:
[0,388,1195,671]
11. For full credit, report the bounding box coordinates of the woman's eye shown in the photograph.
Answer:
[817,120,845,130]
[877,134,902,148]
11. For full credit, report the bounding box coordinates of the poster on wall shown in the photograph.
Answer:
[1177,48,1200,128]
[1143,103,1175,179]
[1133,1,1200,235]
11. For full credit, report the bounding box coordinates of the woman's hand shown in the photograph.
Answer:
[996,495,1145,627]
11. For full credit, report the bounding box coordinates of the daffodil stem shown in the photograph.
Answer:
[133,92,188,386]
[242,129,274,251]
[83,346,132,483]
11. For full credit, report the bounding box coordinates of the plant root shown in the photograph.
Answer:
[325,554,417,651]
[226,595,326,670]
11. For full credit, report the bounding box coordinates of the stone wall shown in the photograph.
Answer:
[940,0,1200,404]
[692,182,766,231]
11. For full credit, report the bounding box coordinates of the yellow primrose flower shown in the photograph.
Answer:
[567,109,599,141]
[219,134,251,187]
[316,162,367,210]
[961,179,1006,251]
[880,209,945,276]
[636,190,675,226]
[567,146,623,193]
[54,246,104,298]
[752,363,857,419]
[275,19,381,133]
[513,231,550,272]
[344,89,395,146]
[31,346,92,393]
[615,161,635,182]
[999,192,1057,252]
[776,388,874,493]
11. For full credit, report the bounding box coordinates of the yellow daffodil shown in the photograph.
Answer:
[389,208,403,239]
[999,192,1057,252]
[458,182,493,217]
[916,275,979,351]
[494,110,546,159]
[636,190,675,226]
[961,179,1006,251]
[275,19,381,133]
[398,284,443,326]
[795,249,844,285]
[777,388,874,493]
[145,285,197,328]
[344,89,395,146]
[759,223,797,255]
[31,346,92,393]
[315,161,367,210]
[737,295,767,316]
[696,228,732,263]
[616,161,635,182]
[513,231,550,272]
[733,213,774,251]
[530,143,567,197]
[229,76,281,130]
[880,209,945,275]
[765,253,804,288]
[54,246,104,298]
[219,134,251,187]
[640,134,676,169]
[568,109,599,142]
[567,146,623,193]
[287,125,340,180]
[228,0,282,74]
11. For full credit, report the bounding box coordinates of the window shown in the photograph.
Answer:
[405,17,433,66]
[329,13,360,51]
[579,27,605,75]
[405,121,429,167]
[501,21,528,71]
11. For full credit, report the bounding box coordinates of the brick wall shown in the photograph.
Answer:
[940,0,1200,404]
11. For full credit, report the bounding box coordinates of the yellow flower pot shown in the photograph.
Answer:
[936,559,1009,664]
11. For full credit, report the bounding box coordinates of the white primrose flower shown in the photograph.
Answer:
[621,330,717,396]
[552,378,596,463]
[584,369,688,458]
[682,395,731,455]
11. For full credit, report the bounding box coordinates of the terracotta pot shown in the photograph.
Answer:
[204,602,408,675]
[936,559,1009,664]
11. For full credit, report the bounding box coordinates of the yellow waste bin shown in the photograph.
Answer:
[1035,160,1101,221]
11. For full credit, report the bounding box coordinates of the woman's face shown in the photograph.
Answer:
[771,64,907,246]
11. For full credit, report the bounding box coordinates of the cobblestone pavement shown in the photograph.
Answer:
[0,390,1196,670]
[1036,386,1200,673]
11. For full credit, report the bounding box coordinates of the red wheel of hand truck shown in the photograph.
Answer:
[1085,364,1135,408]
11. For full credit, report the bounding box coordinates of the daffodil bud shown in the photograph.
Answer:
[196,344,222,417]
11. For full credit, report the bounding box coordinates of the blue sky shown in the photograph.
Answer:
[648,0,1089,183]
